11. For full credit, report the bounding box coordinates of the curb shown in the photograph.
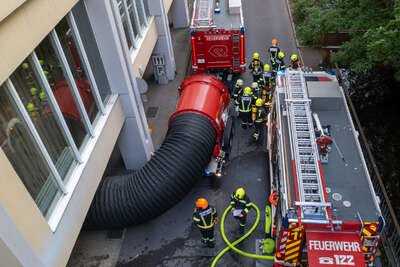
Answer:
[284,0,304,64]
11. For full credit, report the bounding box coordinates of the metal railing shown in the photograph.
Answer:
[337,69,400,267]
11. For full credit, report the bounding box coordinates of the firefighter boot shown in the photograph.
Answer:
[207,238,215,248]
[239,225,245,235]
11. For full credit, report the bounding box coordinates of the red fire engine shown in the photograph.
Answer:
[267,70,384,266]
[190,0,246,74]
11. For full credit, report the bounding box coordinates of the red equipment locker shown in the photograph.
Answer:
[190,0,245,73]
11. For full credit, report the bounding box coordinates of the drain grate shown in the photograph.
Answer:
[146,106,159,118]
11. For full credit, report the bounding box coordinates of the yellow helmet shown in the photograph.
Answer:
[236,79,244,86]
[26,102,35,112]
[264,64,271,72]
[253,52,260,60]
[30,87,38,95]
[244,87,252,95]
[290,54,298,61]
[251,82,258,89]
[278,52,285,59]
[235,188,245,199]
[256,98,263,107]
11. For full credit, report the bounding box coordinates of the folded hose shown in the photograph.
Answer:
[88,112,216,228]
[211,204,274,267]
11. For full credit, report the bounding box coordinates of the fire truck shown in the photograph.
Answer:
[190,0,246,74]
[266,70,384,266]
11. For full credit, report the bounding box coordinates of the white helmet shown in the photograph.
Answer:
[236,79,244,86]
[251,82,258,89]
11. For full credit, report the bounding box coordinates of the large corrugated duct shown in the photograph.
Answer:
[87,75,230,228]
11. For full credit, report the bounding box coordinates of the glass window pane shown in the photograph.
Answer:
[54,18,99,122]
[71,3,112,104]
[127,0,139,38]
[143,0,150,18]
[10,62,78,180]
[136,0,147,27]
[0,84,62,216]
[34,36,87,147]
[117,0,133,48]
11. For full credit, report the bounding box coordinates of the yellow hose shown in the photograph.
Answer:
[211,204,274,267]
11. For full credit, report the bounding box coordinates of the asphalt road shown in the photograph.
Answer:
[116,1,298,266]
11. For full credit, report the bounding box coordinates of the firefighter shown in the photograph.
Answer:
[259,64,273,92]
[193,198,218,248]
[230,188,252,234]
[232,78,244,101]
[249,52,263,82]
[251,82,261,99]
[252,98,267,143]
[235,87,254,128]
[272,51,286,76]
[290,54,301,69]
[268,39,280,66]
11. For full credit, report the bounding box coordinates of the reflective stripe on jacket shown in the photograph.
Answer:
[193,206,217,229]
[238,95,253,112]
[230,194,252,215]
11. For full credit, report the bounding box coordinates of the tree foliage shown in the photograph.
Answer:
[292,0,400,79]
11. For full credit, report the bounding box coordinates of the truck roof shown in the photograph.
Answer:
[277,71,381,223]
[190,0,244,30]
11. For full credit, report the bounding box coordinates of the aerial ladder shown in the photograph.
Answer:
[272,71,333,266]
[192,0,214,28]
[284,71,332,225]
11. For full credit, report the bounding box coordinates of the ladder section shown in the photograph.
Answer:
[285,71,329,221]
[194,0,213,27]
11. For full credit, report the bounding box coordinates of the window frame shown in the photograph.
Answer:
[1,10,115,229]
[116,0,150,51]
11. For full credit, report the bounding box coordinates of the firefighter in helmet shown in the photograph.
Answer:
[193,198,218,248]
[259,64,273,92]
[233,78,244,101]
[249,52,263,82]
[235,87,255,128]
[272,51,286,76]
[230,188,252,234]
[251,82,261,99]
[290,54,301,69]
[268,39,281,66]
[252,98,268,143]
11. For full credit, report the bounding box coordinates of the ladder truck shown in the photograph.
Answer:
[267,70,384,266]
[190,0,245,74]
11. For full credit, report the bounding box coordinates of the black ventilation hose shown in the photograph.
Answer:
[88,112,217,228]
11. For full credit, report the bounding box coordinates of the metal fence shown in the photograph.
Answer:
[337,70,400,267]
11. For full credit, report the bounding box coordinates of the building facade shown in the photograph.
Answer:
[0,0,189,266]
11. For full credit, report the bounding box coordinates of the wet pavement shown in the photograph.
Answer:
[68,0,299,266]
[116,0,298,266]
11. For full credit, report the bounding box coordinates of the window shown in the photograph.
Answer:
[143,0,151,18]
[0,84,63,215]
[116,0,150,50]
[0,11,111,218]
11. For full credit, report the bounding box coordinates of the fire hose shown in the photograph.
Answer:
[211,203,274,266]
[87,75,230,228]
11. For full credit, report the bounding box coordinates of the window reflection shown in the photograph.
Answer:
[10,62,77,180]
[55,19,99,122]
[34,35,87,146]
[0,84,62,215]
